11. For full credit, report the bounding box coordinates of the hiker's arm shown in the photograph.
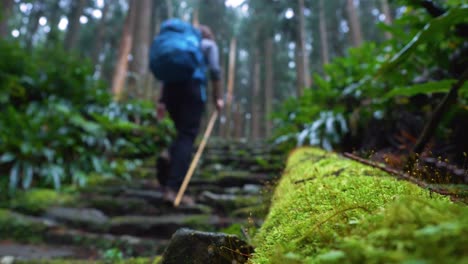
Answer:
[211,79,224,112]
[204,40,224,111]
[157,84,166,120]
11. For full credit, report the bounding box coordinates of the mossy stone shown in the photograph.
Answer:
[251,147,468,264]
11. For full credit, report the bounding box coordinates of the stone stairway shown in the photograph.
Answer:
[0,139,284,261]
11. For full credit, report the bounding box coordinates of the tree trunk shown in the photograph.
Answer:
[92,0,110,66]
[47,1,63,43]
[264,38,274,138]
[0,0,14,38]
[25,1,45,50]
[224,38,237,139]
[165,0,173,19]
[131,0,152,76]
[111,0,137,101]
[129,0,152,98]
[296,0,311,96]
[251,47,261,140]
[346,0,363,46]
[64,0,86,51]
[319,0,330,66]
[380,0,393,39]
[234,103,243,139]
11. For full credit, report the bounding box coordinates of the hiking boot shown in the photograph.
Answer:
[163,188,177,203]
[180,194,195,206]
[162,188,195,206]
[156,149,170,186]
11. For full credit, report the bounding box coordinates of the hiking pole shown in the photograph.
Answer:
[174,110,219,207]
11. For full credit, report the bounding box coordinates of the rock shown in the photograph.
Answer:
[200,191,260,212]
[1,256,15,264]
[110,214,217,238]
[82,195,159,216]
[44,207,109,232]
[123,189,165,205]
[45,228,168,256]
[0,244,82,260]
[161,228,253,264]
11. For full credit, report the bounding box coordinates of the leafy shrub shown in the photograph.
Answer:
[273,4,468,156]
[0,40,172,192]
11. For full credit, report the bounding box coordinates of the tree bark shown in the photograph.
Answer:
[234,103,243,139]
[111,0,137,101]
[165,0,173,19]
[264,38,274,137]
[346,0,363,46]
[129,0,152,98]
[46,0,63,43]
[64,0,86,51]
[131,0,152,76]
[92,0,110,66]
[296,0,311,96]
[319,0,330,65]
[0,0,14,38]
[380,0,393,39]
[25,1,45,50]
[251,47,261,140]
[224,38,237,139]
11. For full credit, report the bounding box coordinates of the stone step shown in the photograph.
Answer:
[0,243,93,261]
[199,191,262,213]
[44,227,168,257]
[108,214,238,239]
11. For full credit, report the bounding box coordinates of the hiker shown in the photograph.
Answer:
[150,19,224,205]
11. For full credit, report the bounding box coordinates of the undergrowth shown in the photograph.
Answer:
[251,148,468,263]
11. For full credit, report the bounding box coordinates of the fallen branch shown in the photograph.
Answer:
[343,152,428,187]
[343,152,465,198]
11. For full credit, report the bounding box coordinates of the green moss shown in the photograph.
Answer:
[15,257,161,264]
[8,189,75,215]
[251,148,468,264]
[0,209,47,242]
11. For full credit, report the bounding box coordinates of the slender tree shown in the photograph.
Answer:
[380,0,393,39]
[346,0,363,46]
[64,0,86,51]
[251,46,261,140]
[25,1,46,50]
[318,0,330,66]
[92,0,110,66]
[46,0,63,43]
[111,0,137,101]
[264,37,274,137]
[0,0,14,38]
[224,37,237,138]
[296,0,311,96]
[165,0,174,19]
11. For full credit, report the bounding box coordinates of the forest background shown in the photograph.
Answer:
[0,0,467,191]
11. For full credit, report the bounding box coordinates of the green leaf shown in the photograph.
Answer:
[383,80,459,99]
[22,163,33,190]
[0,153,15,163]
[9,162,20,192]
[377,5,468,77]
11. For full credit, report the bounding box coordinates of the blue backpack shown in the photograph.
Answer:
[149,19,204,83]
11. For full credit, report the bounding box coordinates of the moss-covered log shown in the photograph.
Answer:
[251,148,468,264]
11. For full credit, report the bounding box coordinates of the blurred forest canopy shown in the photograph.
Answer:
[1,0,468,190]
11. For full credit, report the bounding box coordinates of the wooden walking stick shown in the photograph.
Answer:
[174,110,219,207]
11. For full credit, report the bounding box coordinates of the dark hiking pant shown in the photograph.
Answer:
[162,80,205,190]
